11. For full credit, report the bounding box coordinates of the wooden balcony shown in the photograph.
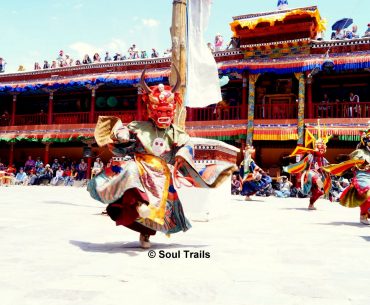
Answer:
[313,101,370,119]
[255,103,297,119]
[3,101,369,127]
[8,110,137,126]
[53,112,89,124]
[14,113,47,125]
[94,111,137,123]
[187,106,242,121]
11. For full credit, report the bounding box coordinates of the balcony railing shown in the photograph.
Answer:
[313,102,370,118]
[10,111,137,126]
[187,106,242,121]
[5,102,370,127]
[53,112,89,124]
[255,103,298,119]
[94,111,137,123]
[14,113,47,125]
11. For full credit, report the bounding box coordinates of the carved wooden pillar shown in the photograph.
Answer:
[90,88,96,123]
[246,74,260,145]
[306,71,313,119]
[86,84,102,123]
[294,73,306,146]
[86,143,92,179]
[241,73,248,119]
[48,91,54,124]
[43,142,51,165]
[10,93,18,126]
[136,86,143,121]
[9,143,14,166]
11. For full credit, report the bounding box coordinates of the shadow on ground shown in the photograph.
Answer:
[360,236,370,242]
[283,207,312,211]
[70,240,208,256]
[43,200,97,208]
[319,221,366,228]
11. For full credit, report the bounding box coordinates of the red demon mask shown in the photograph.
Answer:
[140,66,181,129]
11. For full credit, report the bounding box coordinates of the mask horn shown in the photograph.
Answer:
[171,65,181,93]
[140,69,152,94]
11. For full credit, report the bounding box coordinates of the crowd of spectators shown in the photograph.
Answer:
[27,46,168,72]
[231,170,350,201]
[331,23,370,40]
[7,34,238,72]
[0,155,108,187]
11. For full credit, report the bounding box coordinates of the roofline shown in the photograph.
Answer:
[232,6,318,21]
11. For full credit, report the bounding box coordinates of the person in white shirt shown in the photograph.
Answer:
[51,166,64,185]
[92,158,104,176]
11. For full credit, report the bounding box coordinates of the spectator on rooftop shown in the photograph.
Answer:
[57,50,66,67]
[104,51,112,62]
[75,60,81,66]
[335,29,344,40]
[226,37,240,49]
[151,48,159,58]
[0,57,7,72]
[65,54,73,66]
[214,33,224,51]
[43,60,50,69]
[364,23,370,37]
[82,54,92,64]
[34,62,41,70]
[18,65,25,71]
[140,50,148,59]
[346,25,359,39]
[113,53,121,61]
[128,44,139,59]
[51,61,57,69]
[207,42,214,52]
[93,53,101,62]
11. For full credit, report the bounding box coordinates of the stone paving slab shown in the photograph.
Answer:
[1,186,369,305]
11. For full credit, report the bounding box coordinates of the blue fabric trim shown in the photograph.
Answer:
[0,76,167,92]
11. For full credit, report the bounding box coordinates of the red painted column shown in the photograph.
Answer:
[47,92,54,124]
[89,88,96,123]
[86,144,92,179]
[44,143,50,165]
[9,143,14,166]
[11,94,17,125]
[241,73,247,119]
[136,87,143,120]
[306,72,313,119]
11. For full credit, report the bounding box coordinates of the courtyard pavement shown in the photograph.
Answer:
[1,186,369,305]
